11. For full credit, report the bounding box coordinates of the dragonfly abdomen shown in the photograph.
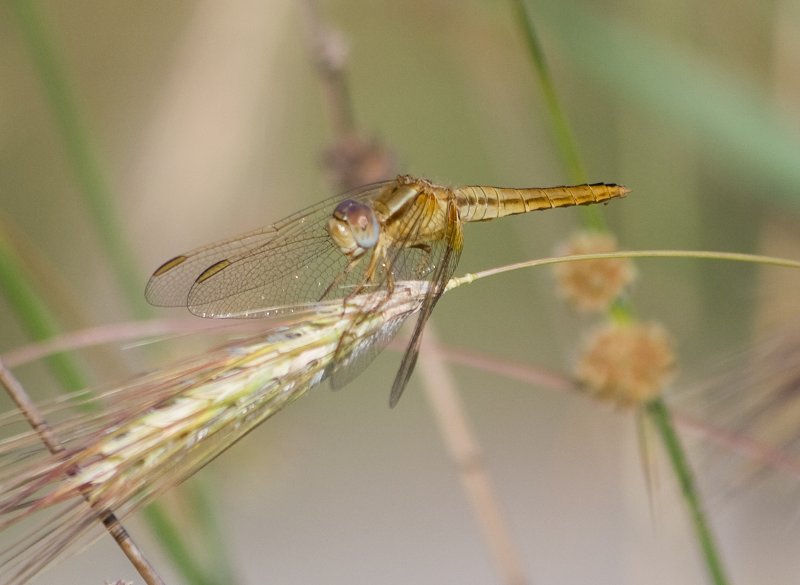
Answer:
[454,183,629,222]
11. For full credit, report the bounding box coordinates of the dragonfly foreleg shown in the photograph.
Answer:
[319,255,364,301]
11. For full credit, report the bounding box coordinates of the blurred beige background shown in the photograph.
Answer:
[2,0,800,583]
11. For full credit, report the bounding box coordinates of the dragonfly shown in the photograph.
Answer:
[146,174,629,406]
[1,175,628,583]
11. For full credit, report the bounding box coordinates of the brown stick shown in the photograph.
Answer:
[0,360,165,585]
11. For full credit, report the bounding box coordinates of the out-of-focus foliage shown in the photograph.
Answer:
[1,1,799,584]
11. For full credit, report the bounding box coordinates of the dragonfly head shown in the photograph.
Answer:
[328,199,380,258]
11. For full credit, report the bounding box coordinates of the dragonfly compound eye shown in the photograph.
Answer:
[328,200,380,256]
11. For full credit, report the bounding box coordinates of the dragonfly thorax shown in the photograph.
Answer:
[327,199,381,258]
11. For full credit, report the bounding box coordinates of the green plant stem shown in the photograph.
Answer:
[143,506,217,585]
[187,480,240,585]
[8,0,149,317]
[647,399,730,585]
[0,234,86,392]
[511,2,731,583]
[510,0,605,231]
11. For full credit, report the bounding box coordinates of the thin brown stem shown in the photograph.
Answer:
[302,0,355,138]
[301,0,394,189]
[0,317,261,368]
[302,4,526,582]
[419,330,528,585]
[0,360,165,585]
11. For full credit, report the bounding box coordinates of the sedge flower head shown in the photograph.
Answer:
[575,320,676,407]
[553,231,635,312]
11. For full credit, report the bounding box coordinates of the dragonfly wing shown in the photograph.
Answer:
[145,225,279,307]
[145,181,393,317]
[186,227,346,318]
[389,200,463,407]
[327,310,414,390]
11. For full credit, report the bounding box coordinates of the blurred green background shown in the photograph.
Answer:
[1,0,800,583]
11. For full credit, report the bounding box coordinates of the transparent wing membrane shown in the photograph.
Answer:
[145,181,393,314]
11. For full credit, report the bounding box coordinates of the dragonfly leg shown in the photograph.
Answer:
[346,245,383,300]
[319,255,364,301]
[319,242,384,302]
[383,247,395,296]
[329,248,396,380]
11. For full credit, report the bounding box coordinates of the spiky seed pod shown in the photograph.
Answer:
[553,231,635,312]
[575,320,676,407]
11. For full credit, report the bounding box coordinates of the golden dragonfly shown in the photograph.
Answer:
[0,175,627,583]
[146,174,629,406]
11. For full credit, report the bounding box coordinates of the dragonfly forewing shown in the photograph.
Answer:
[144,181,394,317]
[145,224,281,307]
